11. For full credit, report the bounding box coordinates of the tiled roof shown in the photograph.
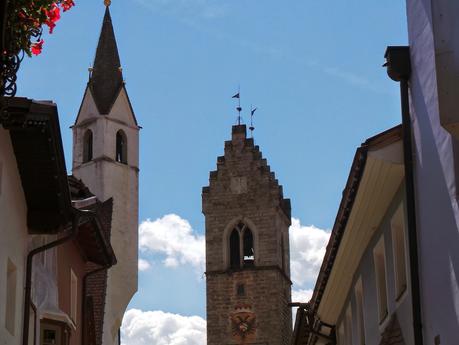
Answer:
[89,7,123,115]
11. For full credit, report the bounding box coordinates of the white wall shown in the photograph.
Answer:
[72,88,139,345]
[0,128,29,345]
[406,0,459,343]
[336,188,414,345]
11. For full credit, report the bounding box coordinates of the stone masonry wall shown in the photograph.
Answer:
[203,125,292,345]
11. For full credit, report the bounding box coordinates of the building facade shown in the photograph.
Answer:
[0,98,116,345]
[406,0,459,343]
[0,4,137,345]
[203,125,292,345]
[293,1,459,344]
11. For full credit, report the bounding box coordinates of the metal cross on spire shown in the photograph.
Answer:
[232,86,242,125]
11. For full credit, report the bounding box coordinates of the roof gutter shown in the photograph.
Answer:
[384,46,423,345]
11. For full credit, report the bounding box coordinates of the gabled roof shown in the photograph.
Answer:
[1,97,73,233]
[89,6,123,115]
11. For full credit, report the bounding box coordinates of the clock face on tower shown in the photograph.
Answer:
[230,304,257,343]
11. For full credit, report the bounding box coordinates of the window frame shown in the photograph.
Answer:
[373,236,389,323]
[82,129,93,163]
[227,222,256,269]
[115,129,127,164]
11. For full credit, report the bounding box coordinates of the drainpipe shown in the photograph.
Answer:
[384,46,423,345]
[22,209,92,345]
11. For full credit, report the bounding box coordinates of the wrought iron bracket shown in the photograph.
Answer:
[1,0,22,97]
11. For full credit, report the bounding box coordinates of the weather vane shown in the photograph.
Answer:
[232,86,242,125]
[249,106,257,138]
[104,0,111,6]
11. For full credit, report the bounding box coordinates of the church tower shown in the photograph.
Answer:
[71,4,139,345]
[203,125,292,345]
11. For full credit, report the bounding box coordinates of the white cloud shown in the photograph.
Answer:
[121,309,206,345]
[138,214,329,287]
[289,218,330,287]
[139,214,205,273]
[292,288,313,303]
[138,258,152,271]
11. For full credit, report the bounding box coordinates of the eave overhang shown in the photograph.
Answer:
[292,125,404,345]
[75,199,116,267]
[314,125,403,325]
[0,97,72,233]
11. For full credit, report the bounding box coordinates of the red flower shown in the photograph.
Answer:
[61,0,75,12]
[44,3,61,33]
[31,39,44,55]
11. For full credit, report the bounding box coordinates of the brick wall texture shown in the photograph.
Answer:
[85,198,113,345]
[203,125,292,345]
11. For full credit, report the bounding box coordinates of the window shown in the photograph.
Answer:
[115,130,127,164]
[374,237,388,322]
[5,258,17,335]
[391,204,407,299]
[230,229,240,269]
[70,269,77,323]
[354,279,366,345]
[242,228,254,265]
[82,129,93,163]
[40,320,70,345]
[236,283,245,296]
[228,222,255,269]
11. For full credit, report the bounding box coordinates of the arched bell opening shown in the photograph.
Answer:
[83,129,93,163]
[243,228,255,266]
[115,129,127,164]
[229,229,241,269]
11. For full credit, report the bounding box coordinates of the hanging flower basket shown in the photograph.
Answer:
[1,0,75,96]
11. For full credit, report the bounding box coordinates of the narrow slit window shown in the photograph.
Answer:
[243,228,254,265]
[230,229,240,269]
[83,129,93,163]
[115,130,127,164]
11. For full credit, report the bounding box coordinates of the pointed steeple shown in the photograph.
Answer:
[89,5,123,114]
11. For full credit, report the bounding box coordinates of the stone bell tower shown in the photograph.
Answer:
[203,125,292,345]
[71,4,139,345]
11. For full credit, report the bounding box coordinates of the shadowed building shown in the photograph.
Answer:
[203,124,292,345]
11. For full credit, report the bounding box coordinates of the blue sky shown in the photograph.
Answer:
[16,1,408,343]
